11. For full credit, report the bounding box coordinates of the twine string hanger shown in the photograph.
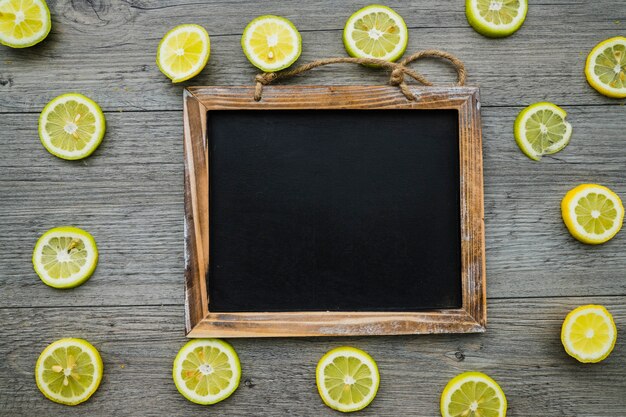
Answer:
[253,49,466,101]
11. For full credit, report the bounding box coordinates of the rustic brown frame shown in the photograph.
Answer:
[184,85,485,337]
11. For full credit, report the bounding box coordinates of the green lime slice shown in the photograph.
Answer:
[343,4,408,62]
[32,226,98,289]
[316,346,380,413]
[0,0,51,48]
[466,0,527,38]
[241,15,301,72]
[172,339,241,405]
[38,93,106,160]
[35,338,103,406]
[157,24,210,83]
[514,102,572,161]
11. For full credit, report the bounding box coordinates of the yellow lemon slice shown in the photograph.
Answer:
[39,93,106,160]
[585,36,626,98]
[32,226,98,289]
[241,15,301,72]
[514,102,572,161]
[561,305,617,363]
[172,339,241,405]
[316,346,380,413]
[561,184,624,244]
[0,0,51,48]
[440,372,507,417]
[343,4,408,62]
[466,0,527,38]
[35,338,103,405]
[157,24,210,83]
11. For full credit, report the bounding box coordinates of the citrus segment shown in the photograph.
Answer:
[466,0,527,38]
[561,184,624,244]
[316,346,380,413]
[561,305,617,363]
[157,24,210,83]
[241,15,301,72]
[514,102,572,161]
[0,0,51,48]
[440,372,507,417]
[343,4,407,62]
[172,339,241,405]
[35,338,103,405]
[585,36,626,98]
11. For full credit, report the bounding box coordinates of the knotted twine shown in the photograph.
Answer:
[253,49,466,102]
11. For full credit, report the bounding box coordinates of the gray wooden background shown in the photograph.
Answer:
[1,1,625,416]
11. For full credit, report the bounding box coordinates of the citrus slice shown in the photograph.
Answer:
[38,93,106,160]
[157,24,210,83]
[561,305,617,363]
[514,102,573,161]
[440,372,507,417]
[561,184,624,244]
[0,0,51,48]
[316,346,380,413]
[35,338,103,405]
[172,339,241,405]
[241,15,301,72]
[466,0,528,38]
[585,36,626,98]
[343,4,408,62]
[32,226,98,289]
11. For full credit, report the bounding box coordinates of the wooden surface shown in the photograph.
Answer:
[0,0,625,415]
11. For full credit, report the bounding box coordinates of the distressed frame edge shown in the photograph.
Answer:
[183,85,486,338]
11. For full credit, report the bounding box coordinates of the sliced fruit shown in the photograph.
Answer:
[38,93,106,160]
[241,15,301,72]
[0,0,51,48]
[561,184,624,244]
[343,4,408,62]
[466,0,528,38]
[32,226,98,289]
[316,346,380,413]
[514,102,572,161]
[585,36,626,98]
[172,339,241,405]
[440,371,507,417]
[157,24,210,83]
[561,304,617,363]
[35,338,103,405]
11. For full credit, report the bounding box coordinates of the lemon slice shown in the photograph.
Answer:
[316,346,380,413]
[561,184,624,245]
[32,226,98,289]
[172,339,241,405]
[514,102,572,161]
[157,24,210,83]
[440,372,507,417]
[585,36,626,98]
[343,4,408,62]
[39,93,106,160]
[466,0,528,38]
[561,305,617,363]
[35,338,103,405]
[0,0,51,48]
[241,15,301,72]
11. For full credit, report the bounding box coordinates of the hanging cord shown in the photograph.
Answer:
[253,49,466,101]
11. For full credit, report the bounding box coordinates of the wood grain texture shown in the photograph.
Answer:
[1,0,625,414]
[1,297,625,416]
[0,1,624,112]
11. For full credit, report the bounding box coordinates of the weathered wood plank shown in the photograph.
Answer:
[0,1,624,112]
[1,104,625,308]
[1,298,625,416]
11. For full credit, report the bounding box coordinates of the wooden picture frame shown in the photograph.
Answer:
[183,85,485,338]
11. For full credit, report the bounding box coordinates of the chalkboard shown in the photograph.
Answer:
[183,86,485,337]
[208,109,461,312]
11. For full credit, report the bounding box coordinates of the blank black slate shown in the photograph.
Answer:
[207,109,462,312]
